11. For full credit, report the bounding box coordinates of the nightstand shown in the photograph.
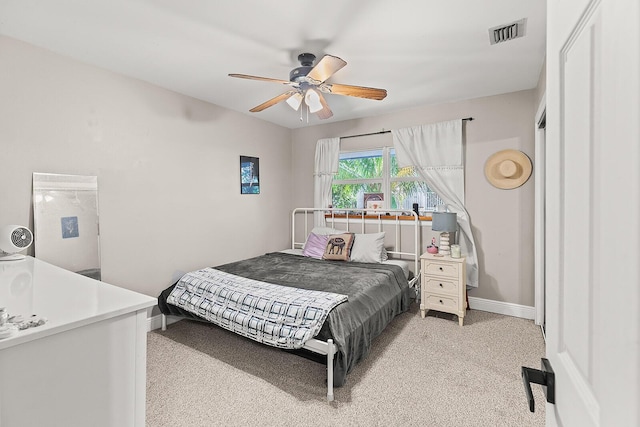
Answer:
[420,252,467,326]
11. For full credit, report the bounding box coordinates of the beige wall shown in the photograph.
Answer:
[1,35,540,308]
[0,36,293,298]
[292,90,537,306]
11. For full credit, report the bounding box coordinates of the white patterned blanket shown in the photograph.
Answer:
[166,267,348,349]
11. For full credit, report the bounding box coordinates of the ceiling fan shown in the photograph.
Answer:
[229,53,387,120]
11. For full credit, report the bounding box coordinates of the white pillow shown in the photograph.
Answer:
[310,227,341,235]
[350,232,386,263]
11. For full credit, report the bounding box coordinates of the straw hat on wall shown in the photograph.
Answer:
[484,149,532,189]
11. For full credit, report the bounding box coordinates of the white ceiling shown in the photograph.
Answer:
[0,0,546,129]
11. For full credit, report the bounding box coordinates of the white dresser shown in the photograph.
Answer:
[0,256,156,427]
[419,252,467,326]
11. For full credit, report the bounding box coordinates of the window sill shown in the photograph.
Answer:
[324,214,432,221]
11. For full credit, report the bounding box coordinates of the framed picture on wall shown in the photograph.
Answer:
[240,155,260,194]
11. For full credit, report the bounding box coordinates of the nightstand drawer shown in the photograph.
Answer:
[423,277,459,295]
[423,260,459,278]
[424,294,459,311]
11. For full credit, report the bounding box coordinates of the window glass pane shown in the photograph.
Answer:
[332,183,383,209]
[390,149,418,178]
[391,181,443,211]
[336,150,383,179]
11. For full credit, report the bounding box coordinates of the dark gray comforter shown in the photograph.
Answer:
[158,252,412,387]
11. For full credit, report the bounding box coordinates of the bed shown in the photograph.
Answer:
[158,208,422,401]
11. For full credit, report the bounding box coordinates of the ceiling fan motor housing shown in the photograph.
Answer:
[290,66,313,82]
[290,53,316,82]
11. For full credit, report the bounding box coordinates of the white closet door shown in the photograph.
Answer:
[545,0,640,425]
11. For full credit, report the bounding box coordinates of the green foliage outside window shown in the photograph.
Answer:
[332,149,442,211]
[335,154,383,180]
[332,183,382,209]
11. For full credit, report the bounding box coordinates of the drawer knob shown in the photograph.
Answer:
[439,299,443,304]
[439,283,443,287]
[439,267,443,271]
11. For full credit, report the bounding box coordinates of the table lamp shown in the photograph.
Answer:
[431,212,457,256]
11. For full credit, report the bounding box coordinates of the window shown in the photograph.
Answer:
[331,148,443,211]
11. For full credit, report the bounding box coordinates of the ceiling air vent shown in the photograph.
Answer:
[489,18,527,45]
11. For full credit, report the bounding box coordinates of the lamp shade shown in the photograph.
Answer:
[305,89,323,113]
[431,212,457,232]
[286,92,303,111]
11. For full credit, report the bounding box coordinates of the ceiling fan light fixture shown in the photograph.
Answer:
[305,88,323,113]
[286,92,303,111]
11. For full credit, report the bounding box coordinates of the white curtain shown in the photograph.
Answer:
[392,120,479,288]
[313,137,340,226]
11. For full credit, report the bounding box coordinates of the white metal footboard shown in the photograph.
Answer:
[303,338,337,401]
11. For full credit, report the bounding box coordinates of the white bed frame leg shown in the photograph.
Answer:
[327,339,335,402]
[161,314,167,331]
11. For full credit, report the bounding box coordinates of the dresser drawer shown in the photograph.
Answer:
[423,277,459,295]
[424,294,459,311]
[423,260,459,278]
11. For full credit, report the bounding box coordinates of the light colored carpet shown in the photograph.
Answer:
[146,304,546,427]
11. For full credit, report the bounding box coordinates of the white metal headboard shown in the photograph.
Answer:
[291,207,422,285]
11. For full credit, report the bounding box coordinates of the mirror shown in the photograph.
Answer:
[32,173,101,280]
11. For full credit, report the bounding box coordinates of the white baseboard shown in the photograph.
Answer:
[468,296,535,320]
[147,314,182,332]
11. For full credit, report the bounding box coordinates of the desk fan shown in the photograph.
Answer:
[0,225,33,261]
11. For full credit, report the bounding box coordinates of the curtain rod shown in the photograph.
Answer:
[339,117,474,140]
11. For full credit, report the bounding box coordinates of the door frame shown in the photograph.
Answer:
[534,94,546,330]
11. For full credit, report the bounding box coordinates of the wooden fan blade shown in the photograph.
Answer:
[229,73,293,85]
[306,55,347,83]
[322,83,387,100]
[315,92,333,120]
[249,91,296,112]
